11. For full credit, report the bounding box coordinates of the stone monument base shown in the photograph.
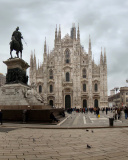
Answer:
[0,58,64,123]
[0,83,29,106]
[0,83,50,108]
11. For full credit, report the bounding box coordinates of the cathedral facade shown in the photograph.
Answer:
[29,24,108,109]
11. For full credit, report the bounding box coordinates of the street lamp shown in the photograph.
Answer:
[114,87,119,107]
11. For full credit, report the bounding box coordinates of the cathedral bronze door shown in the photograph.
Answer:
[49,100,53,107]
[94,99,98,108]
[83,99,87,108]
[65,95,71,109]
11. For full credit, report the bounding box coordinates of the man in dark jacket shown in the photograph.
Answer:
[50,112,59,122]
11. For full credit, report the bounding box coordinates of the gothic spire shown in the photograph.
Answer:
[88,35,91,52]
[100,47,103,65]
[38,59,39,69]
[44,37,47,54]
[48,46,49,54]
[104,48,107,65]
[77,23,80,42]
[58,24,61,42]
[30,50,33,68]
[71,23,76,40]
[55,24,58,42]
[34,49,36,61]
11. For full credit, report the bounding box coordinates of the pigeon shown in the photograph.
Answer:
[86,129,89,132]
[87,144,91,149]
[33,138,36,142]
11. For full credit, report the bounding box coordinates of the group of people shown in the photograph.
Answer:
[112,107,128,120]
[65,106,128,120]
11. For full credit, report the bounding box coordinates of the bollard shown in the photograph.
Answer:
[109,118,114,126]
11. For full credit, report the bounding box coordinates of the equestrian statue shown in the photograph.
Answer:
[10,27,23,59]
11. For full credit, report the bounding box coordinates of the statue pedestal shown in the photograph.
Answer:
[0,58,30,107]
[0,83,30,106]
[0,58,63,122]
[0,58,45,107]
[3,58,30,85]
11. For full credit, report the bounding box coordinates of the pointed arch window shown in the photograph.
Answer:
[49,70,53,79]
[65,49,70,64]
[95,83,98,92]
[82,69,86,78]
[66,72,70,82]
[83,84,86,92]
[50,85,53,93]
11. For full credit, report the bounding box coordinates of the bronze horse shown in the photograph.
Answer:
[10,37,22,59]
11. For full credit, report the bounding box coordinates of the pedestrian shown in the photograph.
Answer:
[106,107,108,115]
[96,108,99,118]
[117,108,121,120]
[113,108,115,119]
[115,108,117,120]
[0,110,3,125]
[124,106,127,119]
[22,109,27,123]
[50,112,59,122]
[83,108,85,113]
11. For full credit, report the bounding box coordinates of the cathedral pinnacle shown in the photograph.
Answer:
[38,59,39,69]
[55,24,57,34]
[71,23,76,40]
[100,47,103,65]
[58,24,61,42]
[77,23,80,42]
[104,48,107,65]
[55,24,58,46]
[88,35,91,52]
[44,37,47,54]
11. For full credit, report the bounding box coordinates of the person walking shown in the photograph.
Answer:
[106,107,108,115]
[124,106,127,119]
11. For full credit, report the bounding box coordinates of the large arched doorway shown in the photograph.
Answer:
[83,99,87,108]
[49,100,53,107]
[94,99,98,108]
[65,95,71,109]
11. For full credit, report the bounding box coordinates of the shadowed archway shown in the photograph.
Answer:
[83,99,87,108]
[65,95,71,109]
[94,99,98,108]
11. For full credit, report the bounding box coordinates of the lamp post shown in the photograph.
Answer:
[114,87,119,108]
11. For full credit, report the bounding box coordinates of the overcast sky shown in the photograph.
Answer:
[0,0,128,95]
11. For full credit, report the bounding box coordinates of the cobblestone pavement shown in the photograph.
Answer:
[0,127,128,160]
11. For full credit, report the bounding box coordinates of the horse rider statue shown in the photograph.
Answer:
[10,27,23,59]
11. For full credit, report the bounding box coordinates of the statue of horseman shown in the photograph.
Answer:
[10,27,23,59]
